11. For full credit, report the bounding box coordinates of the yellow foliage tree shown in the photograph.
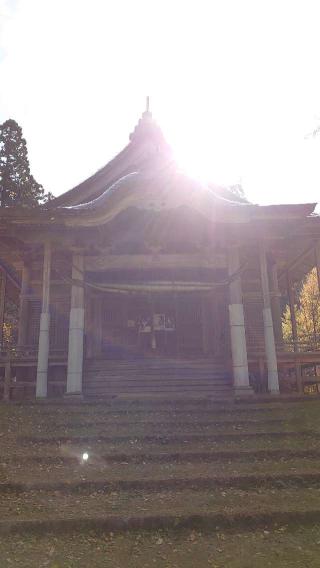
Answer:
[282,268,320,349]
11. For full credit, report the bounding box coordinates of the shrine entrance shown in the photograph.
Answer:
[85,291,229,361]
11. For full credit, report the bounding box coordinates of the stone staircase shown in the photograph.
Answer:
[83,358,232,398]
[1,397,320,565]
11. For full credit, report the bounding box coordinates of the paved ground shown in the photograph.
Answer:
[0,397,320,566]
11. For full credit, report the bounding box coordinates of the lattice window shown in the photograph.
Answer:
[244,299,265,352]
[27,300,41,346]
[50,298,70,349]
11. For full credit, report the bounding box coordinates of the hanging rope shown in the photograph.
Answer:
[54,260,248,295]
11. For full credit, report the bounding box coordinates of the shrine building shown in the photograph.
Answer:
[0,107,320,399]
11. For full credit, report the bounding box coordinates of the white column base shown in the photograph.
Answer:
[66,307,84,394]
[36,312,50,398]
[234,385,254,397]
[263,307,280,393]
[229,304,250,389]
[63,392,83,400]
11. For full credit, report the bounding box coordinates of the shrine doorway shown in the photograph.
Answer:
[85,291,229,361]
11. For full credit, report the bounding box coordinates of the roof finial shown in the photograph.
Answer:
[146,96,150,113]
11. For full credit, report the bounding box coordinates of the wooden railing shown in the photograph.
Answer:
[0,346,68,359]
[282,337,320,353]
[0,346,68,401]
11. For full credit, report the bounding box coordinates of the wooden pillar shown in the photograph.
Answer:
[286,269,302,392]
[17,264,30,347]
[259,242,279,393]
[270,261,283,345]
[315,242,320,294]
[93,296,103,356]
[85,293,94,359]
[3,357,11,401]
[174,294,181,357]
[286,270,298,351]
[36,242,51,398]
[66,254,84,396]
[227,246,251,394]
[0,270,6,348]
[201,296,210,356]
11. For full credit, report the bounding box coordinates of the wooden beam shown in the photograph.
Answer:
[278,242,315,281]
[85,253,227,272]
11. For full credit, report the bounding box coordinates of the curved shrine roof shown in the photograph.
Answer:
[0,109,317,229]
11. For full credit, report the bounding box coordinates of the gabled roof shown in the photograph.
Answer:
[50,108,172,208]
[0,107,318,231]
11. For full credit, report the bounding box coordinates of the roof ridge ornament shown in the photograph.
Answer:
[129,97,163,142]
[145,95,150,114]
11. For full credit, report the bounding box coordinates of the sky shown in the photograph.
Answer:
[1,0,320,206]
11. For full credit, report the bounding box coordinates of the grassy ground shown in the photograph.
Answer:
[1,525,320,567]
[1,399,320,566]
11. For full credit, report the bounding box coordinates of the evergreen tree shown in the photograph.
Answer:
[0,119,52,207]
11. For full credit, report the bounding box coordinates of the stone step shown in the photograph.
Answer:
[84,373,232,385]
[85,360,227,368]
[18,430,315,445]
[1,508,320,537]
[84,366,228,373]
[84,385,233,394]
[84,377,232,384]
[83,368,233,395]
[84,393,234,401]
[17,397,316,410]
[22,403,283,415]
[1,486,320,535]
[84,370,229,378]
[2,397,320,554]
[8,447,320,465]
[10,433,320,459]
[2,520,320,566]
[85,368,229,374]
[2,458,320,486]
[49,418,284,428]
[31,421,287,438]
